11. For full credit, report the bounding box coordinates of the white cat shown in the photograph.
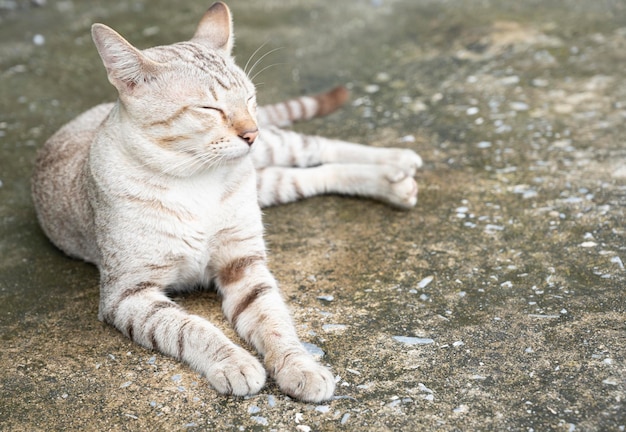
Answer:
[31,2,422,402]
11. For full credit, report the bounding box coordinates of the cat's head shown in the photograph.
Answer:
[91,2,258,175]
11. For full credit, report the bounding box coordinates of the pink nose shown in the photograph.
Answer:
[239,129,258,145]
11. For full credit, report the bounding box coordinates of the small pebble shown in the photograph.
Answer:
[417,275,434,289]
[610,256,624,269]
[485,224,505,232]
[510,101,530,111]
[317,295,333,301]
[453,404,469,414]
[302,342,325,359]
[322,324,346,332]
[33,34,45,46]
[340,413,350,424]
[418,383,434,393]
[500,75,520,85]
[393,336,434,345]
[248,405,261,414]
[250,416,268,426]
[580,241,597,248]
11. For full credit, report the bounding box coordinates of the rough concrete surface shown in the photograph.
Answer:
[1,0,625,430]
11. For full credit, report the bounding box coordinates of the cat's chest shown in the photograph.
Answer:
[142,165,257,238]
[102,161,260,259]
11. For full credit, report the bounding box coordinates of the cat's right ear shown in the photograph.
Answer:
[91,23,159,93]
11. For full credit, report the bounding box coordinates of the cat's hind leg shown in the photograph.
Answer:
[252,126,422,178]
[256,163,418,208]
[98,276,266,396]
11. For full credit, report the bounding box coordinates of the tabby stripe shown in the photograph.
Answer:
[215,74,230,90]
[143,301,180,323]
[264,105,277,126]
[285,99,294,121]
[156,134,191,148]
[142,301,181,351]
[148,106,191,127]
[231,283,272,326]
[256,168,265,192]
[296,98,308,120]
[108,281,158,322]
[292,177,305,200]
[272,349,300,377]
[177,318,192,359]
[148,324,159,351]
[209,85,219,101]
[219,255,266,286]
[121,193,191,220]
[126,320,134,341]
[273,171,285,202]
[211,344,233,362]
[289,148,297,167]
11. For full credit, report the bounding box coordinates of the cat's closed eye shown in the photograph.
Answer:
[199,106,223,112]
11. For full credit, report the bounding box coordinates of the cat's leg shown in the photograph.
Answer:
[98,275,267,396]
[211,240,335,402]
[252,126,423,177]
[256,164,418,208]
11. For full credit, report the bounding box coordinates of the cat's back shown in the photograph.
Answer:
[32,103,114,263]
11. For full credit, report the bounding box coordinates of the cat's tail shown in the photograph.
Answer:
[257,86,349,128]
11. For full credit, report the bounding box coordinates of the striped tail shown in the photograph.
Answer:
[257,86,349,128]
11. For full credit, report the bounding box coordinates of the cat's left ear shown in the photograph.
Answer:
[192,2,234,56]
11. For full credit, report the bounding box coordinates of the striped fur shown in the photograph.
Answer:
[31,2,422,403]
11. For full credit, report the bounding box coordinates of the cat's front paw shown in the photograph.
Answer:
[204,345,266,396]
[382,167,418,209]
[271,352,335,403]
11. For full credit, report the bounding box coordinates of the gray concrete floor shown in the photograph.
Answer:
[1,0,625,430]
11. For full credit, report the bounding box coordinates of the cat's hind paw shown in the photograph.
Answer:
[387,148,423,178]
[382,167,419,209]
[204,345,266,397]
[271,353,335,403]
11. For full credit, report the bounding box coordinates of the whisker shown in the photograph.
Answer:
[243,41,269,75]
[250,62,286,83]
[246,47,284,78]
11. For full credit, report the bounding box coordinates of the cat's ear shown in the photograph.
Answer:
[91,23,160,92]
[191,2,234,56]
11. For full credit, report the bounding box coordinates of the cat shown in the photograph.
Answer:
[31,2,422,402]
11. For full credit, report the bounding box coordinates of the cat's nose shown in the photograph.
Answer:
[239,128,258,146]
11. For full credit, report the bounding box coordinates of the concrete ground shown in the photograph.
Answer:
[1,0,624,430]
